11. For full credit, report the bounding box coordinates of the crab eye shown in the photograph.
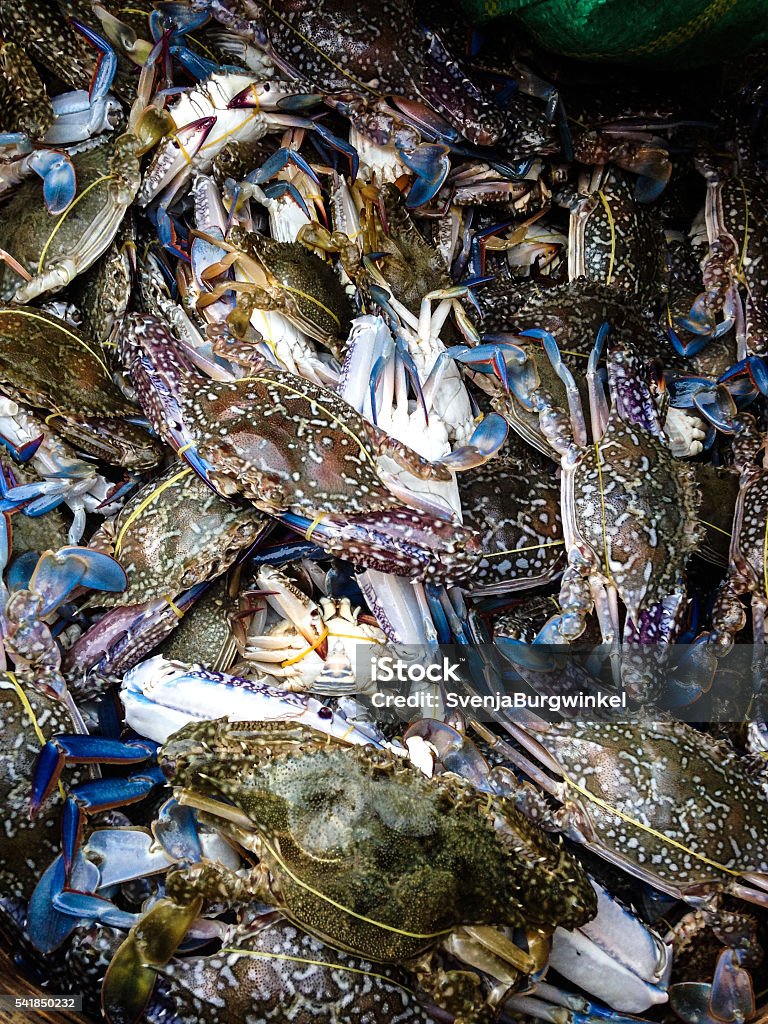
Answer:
[318,707,333,720]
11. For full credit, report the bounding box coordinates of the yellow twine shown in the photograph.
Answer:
[37,174,113,275]
[562,772,741,876]
[303,514,326,542]
[237,376,379,475]
[260,835,453,939]
[217,947,416,995]
[596,189,617,287]
[114,467,192,555]
[0,308,111,379]
[163,595,185,620]
[280,627,329,667]
[7,672,65,800]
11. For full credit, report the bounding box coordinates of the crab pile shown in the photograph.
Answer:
[1,2,768,1023]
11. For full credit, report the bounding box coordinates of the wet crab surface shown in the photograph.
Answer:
[1,2,768,1024]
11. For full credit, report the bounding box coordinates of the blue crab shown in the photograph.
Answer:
[678,132,768,357]
[0,305,161,471]
[60,463,271,696]
[0,131,142,302]
[506,328,702,644]
[34,715,596,1024]
[120,314,481,582]
[236,563,388,694]
[473,716,768,911]
[206,0,512,147]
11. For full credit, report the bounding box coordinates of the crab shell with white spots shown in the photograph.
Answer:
[563,348,702,624]
[459,451,564,595]
[533,719,768,899]
[179,371,481,581]
[89,463,271,609]
[568,167,664,298]
[251,0,511,146]
[145,917,440,1024]
[0,673,78,903]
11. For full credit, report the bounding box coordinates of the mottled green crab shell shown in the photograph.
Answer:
[163,721,597,963]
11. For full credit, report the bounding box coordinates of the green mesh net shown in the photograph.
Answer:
[459,0,768,66]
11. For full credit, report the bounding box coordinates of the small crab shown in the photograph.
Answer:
[237,564,387,693]
[88,463,270,610]
[0,131,142,302]
[121,314,481,582]
[0,305,160,470]
[524,329,701,644]
[196,225,354,356]
[44,718,596,1023]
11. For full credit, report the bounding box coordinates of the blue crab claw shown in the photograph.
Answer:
[450,343,511,392]
[27,149,76,215]
[310,121,359,180]
[150,2,210,40]
[53,890,138,929]
[0,428,43,463]
[141,117,215,197]
[0,479,68,515]
[102,896,203,1024]
[256,180,313,221]
[438,412,508,470]
[667,323,714,359]
[7,550,39,592]
[169,46,242,80]
[674,294,734,338]
[92,4,154,65]
[30,735,157,818]
[692,385,738,434]
[630,150,672,203]
[404,719,492,789]
[247,146,320,188]
[70,20,118,103]
[153,203,189,261]
[495,637,557,671]
[27,853,100,954]
[390,96,460,143]
[29,548,127,615]
[400,144,451,209]
[670,948,754,1024]
[718,355,768,396]
[664,636,719,707]
[60,768,164,875]
[154,798,203,863]
[177,444,219,493]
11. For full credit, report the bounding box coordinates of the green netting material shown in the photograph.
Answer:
[460,0,768,66]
